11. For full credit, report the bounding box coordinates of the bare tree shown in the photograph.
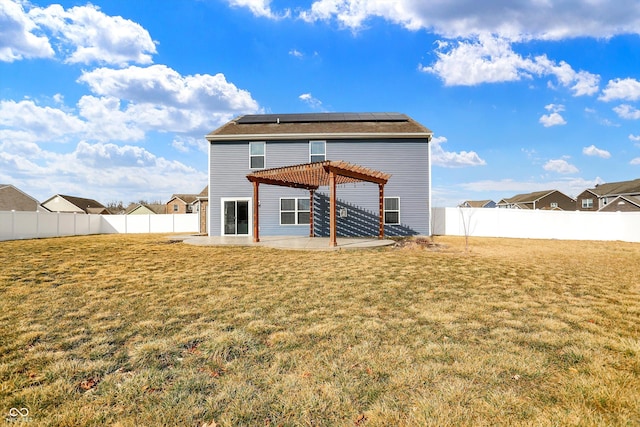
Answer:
[458,207,476,252]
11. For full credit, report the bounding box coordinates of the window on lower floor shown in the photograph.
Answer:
[280,198,310,225]
[582,198,593,209]
[384,197,400,225]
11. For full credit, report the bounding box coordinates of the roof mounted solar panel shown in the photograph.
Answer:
[236,112,408,124]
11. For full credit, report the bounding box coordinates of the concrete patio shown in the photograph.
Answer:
[179,235,396,251]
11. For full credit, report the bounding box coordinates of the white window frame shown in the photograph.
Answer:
[582,198,593,209]
[220,197,252,236]
[280,197,311,225]
[249,141,266,169]
[550,202,558,208]
[384,197,400,225]
[309,140,326,163]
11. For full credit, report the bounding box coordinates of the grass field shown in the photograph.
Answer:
[0,234,639,426]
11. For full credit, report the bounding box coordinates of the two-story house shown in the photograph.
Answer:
[576,178,640,211]
[496,190,575,210]
[206,113,432,244]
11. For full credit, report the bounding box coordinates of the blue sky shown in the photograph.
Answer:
[2,0,640,207]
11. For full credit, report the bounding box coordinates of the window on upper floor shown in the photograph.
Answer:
[550,202,558,208]
[582,198,593,209]
[280,198,310,225]
[310,140,326,163]
[250,141,265,169]
[173,204,179,212]
[384,197,400,225]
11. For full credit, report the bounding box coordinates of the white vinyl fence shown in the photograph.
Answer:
[0,211,199,242]
[432,207,640,243]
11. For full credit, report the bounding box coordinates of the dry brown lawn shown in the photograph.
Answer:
[0,234,638,426]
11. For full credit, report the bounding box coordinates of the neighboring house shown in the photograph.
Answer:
[191,186,209,234]
[166,193,199,214]
[576,178,640,211]
[597,195,640,212]
[125,203,167,215]
[0,184,46,211]
[205,112,433,243]
[459,200,496,208]
[496,190,575,210]
[42,194,109,214]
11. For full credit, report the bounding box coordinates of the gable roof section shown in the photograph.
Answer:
[589,178,640,197]
[599,195,640,210]
[461,200,494,208]
[207,112,432,142]
[502,190,558,204]
[42,194,106,213]
[168,193,199,204]
[197,186,208,198]
[0,184,43,211]
[125,203,167,214]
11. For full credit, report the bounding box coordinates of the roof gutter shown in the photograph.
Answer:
[206,132,433,142]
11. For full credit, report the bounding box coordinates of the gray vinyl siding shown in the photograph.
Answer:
[209,138,430,237]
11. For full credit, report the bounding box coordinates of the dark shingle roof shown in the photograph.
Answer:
[207,112,432,141]
[503,190,556,204]
[169,194,199,204]
[590,178,640,197]
[43,194,107,213]
[58,195,106,212]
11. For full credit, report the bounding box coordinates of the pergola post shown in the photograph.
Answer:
[329,171,337,247]
[379,183,384,240]
[309,189,315,237]
[252,181,260,242]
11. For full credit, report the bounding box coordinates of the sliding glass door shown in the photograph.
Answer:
[222,199,250,236]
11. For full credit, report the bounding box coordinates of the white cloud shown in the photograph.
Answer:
[28,3,156,66]
[289,49,303,58]
[171,136,208,154]
[613,104,640,120]
[0,138,207,203]
[543,159,578,174]
[631,158,640,165]
[0,0,54,61]
[599,78,640,102]
[431,136,486,168]
[76,65,259,136]
[629,134,640,142]
[420,35,599,95]
[227,0,289,19]
[291,1,640,40]
[582,144,611,159]
[545,103,565,112]
[79,65,257,112]
[539,112,566,127]
[0,99,87,140]
[298,93,324,110]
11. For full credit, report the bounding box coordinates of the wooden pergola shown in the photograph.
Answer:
[246,161,391,247]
